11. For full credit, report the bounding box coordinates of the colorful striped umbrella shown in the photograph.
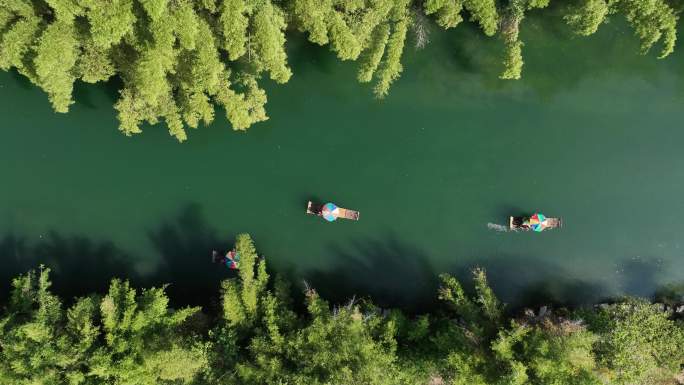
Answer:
[321,202,340,222]
[226,251,240,270]
[529,213,547,232]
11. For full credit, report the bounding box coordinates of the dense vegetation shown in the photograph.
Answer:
[2,234,684,385]
[0,0,679,140]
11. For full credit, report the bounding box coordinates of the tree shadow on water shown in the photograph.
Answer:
[147,203,236,309]
[448,254,610,309]
[0,204,237,309]
[72,81,97,109]
[9,69,32,90]
[304,235,439,313]
[616,256,665,299]
[0,232,136,302]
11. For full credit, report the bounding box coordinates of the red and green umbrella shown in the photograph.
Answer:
[528,213,547,232]
[226,251,240,269]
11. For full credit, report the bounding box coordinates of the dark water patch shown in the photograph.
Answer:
[146,203,236,309]
[304,235,439,313]
[0,231,136,302]
[617,256,667,299]
[0,207,236,311]
[8,69,32,90]
[445,252,610,308]
[72,81,98,110]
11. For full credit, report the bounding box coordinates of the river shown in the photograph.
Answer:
[1,14,684,309]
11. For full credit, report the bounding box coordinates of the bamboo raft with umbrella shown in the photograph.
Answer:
[509,213,562,232]
[307,201,360,222]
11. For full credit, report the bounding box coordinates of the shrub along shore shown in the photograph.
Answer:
[1,234,683,385]
[0,0,680,140]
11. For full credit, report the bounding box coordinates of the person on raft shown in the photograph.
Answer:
[212,250,240,270]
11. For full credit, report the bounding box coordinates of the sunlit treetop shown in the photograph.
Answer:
[0,0,679,140]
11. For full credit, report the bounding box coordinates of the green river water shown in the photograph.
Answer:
[2,15,684,309]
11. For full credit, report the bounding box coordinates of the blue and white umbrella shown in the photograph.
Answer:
[321,203,340,222]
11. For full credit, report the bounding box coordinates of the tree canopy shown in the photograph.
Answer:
[0,266,207,385]
[2,234,684,385]
[0,0,679,140]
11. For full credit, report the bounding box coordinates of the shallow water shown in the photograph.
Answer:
[2,14,684,309]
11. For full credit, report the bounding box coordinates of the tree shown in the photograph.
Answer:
[211,233,401,385]
[424,0,499,35]
[564,0,611,36]
[513,316,602,385]
[0,0,680,139]
[0,266,92,385]
[91,278,208,384]
[0,0,287,141]
[280,290,400,385]
[565,0,677,58]
[208,233,297,384]
[582,299,684,385]
[291,0,413,98]
[0,266,207,385]
[498,0,550,80]
[425,269,604,385]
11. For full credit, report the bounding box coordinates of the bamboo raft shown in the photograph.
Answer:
[337,207,360,220]
[307,201,360,222]
[509,215,562,231]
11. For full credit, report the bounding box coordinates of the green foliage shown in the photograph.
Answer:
[0,0,285,141]
[86,0,136,49]
[215,233,400,384]
[78,42,116,83]
[0,266,72,385]
[0,266,207,385]
[500,40,524,80]
[251,1,292,83]
[517,321,601,385]
[286,292,398,385]
[564,0,610,36]
[358,23,391,83]
[220,233,269,327]
[432,269,607,385]
[0,0,681,139]
[0,16,40,73]
[564,0,677,58]
[34,21,79,112]
[92,278,208,384]
[586,299,684,385]
[498,0,549,80]
[424,0,499,35]
[616,0,678,58]
[219,0,249,60]
[211,233,402,384]
[373,17,409,98]
[292,0,411,98]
